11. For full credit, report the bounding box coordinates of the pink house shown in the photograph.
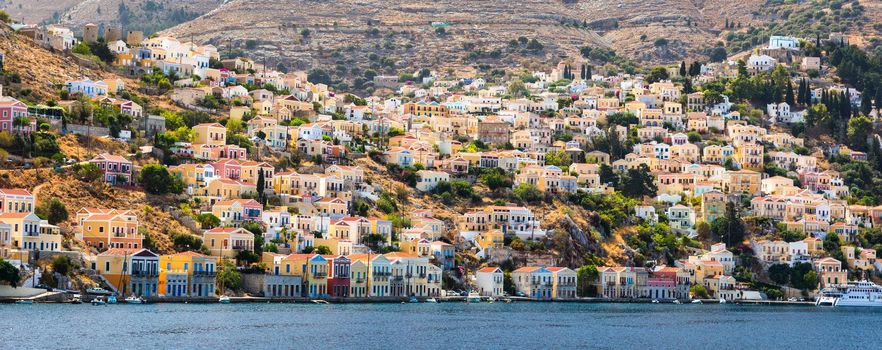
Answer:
[90,153,133,185]
[212,159,242,180]
[0,97,31,133]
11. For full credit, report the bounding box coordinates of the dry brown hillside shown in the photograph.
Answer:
[161,0,767,75]
[0,25,138,101]
[0,167,196,254]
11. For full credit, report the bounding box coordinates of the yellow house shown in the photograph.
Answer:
[349,253,392,297]
[96,248,160,297]
[203,227,255,258]
[239,161,275,191]
[77,209,141,250]
[169,163,216,190]
[158,251,219,297]
[0,212,62,251]
[349,260,369,297]
[0,188,35,213]
[192,122,227,146]
[283,254,329,297]
[201,178,257,201]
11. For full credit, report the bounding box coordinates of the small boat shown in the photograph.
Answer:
[86,287,112,295]
[219,296,231,304]
[107,295,117,304]
[466,292,481,303]
[691,300,703,304]
[651,299,660,304]
[487,297,496,304]
[672,299,682,304]
[311,300,329,304]
[719,298,727,304]
[503,298,512,304]
[125,295,145,304]
[14,300,33,305]
[91,297,106,306]
[408,296,419,303]
[425,298,438,303]
[70,297,82,304]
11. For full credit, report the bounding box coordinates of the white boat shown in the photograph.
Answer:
[691,300,703,304]
[719,298,727,304]
[91,298,106,306]
[311,300,329,304]
[425,298,438,303]
[651,299,660,304]
[125,295,145,304]
[219,296,231,304]
[487,297,496,304]
[816,288,842,306]
[830,281,882,307]
[672,299,682,304]
[466,292,481,303]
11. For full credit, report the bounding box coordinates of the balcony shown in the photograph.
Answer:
[418,273,427,279]
[355,278,365,284]
[130,271,159,277]
[392,276,404,282]
[313,272,327,279]
[194,271,217,277]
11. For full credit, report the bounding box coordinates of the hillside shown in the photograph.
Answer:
[158,0,768,75]
[0,0,224,34]
[0,25,136,101]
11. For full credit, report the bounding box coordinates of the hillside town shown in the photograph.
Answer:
[3,20,882,306]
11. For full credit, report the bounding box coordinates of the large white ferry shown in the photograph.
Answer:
[817,281,882,307]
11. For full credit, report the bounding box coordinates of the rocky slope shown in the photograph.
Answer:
[1,0,224,34]
[159,0,768,73]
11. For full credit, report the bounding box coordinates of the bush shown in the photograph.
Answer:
[0,259,20,288]
[138,164,183,194]
[690,284,710,299]
[513,183,542,203]
[36,198,68,224]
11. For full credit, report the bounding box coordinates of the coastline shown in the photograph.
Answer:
[0,294,816,306]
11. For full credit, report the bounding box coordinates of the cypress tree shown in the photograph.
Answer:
[861,91,872,116]
[785,80,795,105]
[679,61,687,77]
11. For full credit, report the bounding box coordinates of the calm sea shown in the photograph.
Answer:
[0,302,879,349]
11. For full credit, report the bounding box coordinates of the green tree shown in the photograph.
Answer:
[315,245,333,255]
[256,169,266,204]
[513,183,542,203]
[507,80,530,98]
[36,197,68,224]
[503,271,516,295]
[621,164,656,198]
[690,284,710,298]
[73,163,102,182]
[138,164,183,194]
[646,66,670,83]
[50,255,75,276]
[711,202,745,247]
[545,149,572,167]
[0,259,20,288]
[576,265,598,297]
[172,232,205,252]
[195,213,220,229]
[767,264,790,285]
[216,259,241,293]
[847,114,873,151]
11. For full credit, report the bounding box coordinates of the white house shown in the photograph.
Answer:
[415,170,450,192]
[747,54,778,75]
[65,79,108,98]
[768,36,800,50]
[476,267,504,297]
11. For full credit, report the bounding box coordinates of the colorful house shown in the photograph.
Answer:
[158,251,218,297]
[90,153,133,185]
[203,227,255,258]
[96,248,159,297]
